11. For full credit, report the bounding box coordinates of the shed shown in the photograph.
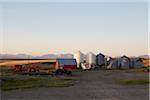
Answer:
[56,59,77,70]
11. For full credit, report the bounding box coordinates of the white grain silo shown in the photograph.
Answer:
[86,52,96,69]
[74,51,85,68]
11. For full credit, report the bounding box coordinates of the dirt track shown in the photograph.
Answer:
[1,70,149,100]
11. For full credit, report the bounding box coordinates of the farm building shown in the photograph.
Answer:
[96,53,105,68]
[106,56,131,69]
[106,56,144,69]
[56,59,77,70]
[85,52,96,69]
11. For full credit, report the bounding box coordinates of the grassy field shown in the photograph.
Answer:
[0,65,75,91]
[1,77,75,91]
[0,67,14,76]
[120,79,149,85]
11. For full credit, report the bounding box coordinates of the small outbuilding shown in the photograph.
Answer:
[56,59,77,70]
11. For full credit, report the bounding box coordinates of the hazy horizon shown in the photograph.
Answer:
[0,0,148,57]
[0,52,149,58]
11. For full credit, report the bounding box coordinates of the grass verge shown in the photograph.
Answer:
[1,77,75,91]
[120,79,149,85]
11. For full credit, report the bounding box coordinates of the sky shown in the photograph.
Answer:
[0,0,148,57]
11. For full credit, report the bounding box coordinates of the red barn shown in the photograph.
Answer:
[56,59,77,70]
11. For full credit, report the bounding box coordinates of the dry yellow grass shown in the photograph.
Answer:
[0,60,56,66]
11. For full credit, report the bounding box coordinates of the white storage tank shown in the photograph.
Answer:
[74,51,85,68]
[86,52,96,69]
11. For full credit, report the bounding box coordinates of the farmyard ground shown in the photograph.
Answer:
[1,69,149,100]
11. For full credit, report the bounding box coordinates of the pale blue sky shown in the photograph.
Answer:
[0,0,148,56]
[0,0,148,3]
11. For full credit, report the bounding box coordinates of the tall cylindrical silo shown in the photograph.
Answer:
[86,52,96,69]
[74,51,85,68]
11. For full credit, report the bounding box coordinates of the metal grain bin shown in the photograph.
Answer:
[86,52,96,69]
[96,53,105,67]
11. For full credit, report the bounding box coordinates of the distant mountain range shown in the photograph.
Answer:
[0,53,149,59]
[0,54,74,59]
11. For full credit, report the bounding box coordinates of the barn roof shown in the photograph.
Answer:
[57,59,77,65]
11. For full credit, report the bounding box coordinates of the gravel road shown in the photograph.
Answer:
[1,70,149,100]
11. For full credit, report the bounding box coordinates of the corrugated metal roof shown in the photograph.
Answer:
[57,59,77,65]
